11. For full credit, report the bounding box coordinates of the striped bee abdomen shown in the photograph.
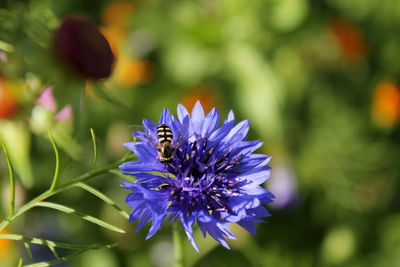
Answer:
[157,124,173,144]
[156,124,175,164]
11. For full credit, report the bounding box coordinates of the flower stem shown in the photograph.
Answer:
[2,144,15,219]
[173,223,184,267]
[0,153,136,232]
[48,131,60,192]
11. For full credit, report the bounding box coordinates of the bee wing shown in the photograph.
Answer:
[172,125,190,149]
[128,124,144,132]
[128,124,159,145]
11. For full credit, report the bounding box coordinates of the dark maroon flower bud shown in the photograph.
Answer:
[55,15,114,80]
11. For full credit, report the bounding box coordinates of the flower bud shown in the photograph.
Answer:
[55,15,114,80]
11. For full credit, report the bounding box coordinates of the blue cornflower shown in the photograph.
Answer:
[120,101,274,251]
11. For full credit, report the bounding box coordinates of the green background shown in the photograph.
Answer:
[1,0,400,266]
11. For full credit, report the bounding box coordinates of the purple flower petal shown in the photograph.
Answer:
[177,104,190,124]
[142,119,158,142]
[200,107,219,136]
[222,120,249,146]
[224,110,235,123]
[119,103,273,251]
[159,108,173,126]
[237,220,256,235]
[180,213,199,252]
[191,101,205,134]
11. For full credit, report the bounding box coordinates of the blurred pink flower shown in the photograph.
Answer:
[36,86,72,122]
[0,51,7,63]
[36,87,57,112]
[55,105,73,123]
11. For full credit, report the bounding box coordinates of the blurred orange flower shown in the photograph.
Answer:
[371,81,400,128]
[102,1,135,51]
[100,27,120,61]
[0,77,19,119]
[102,1,155,88]
[117,58,153,86]
[181,87,219,114]
[103,1,134,32]
[330,19,366,64]
[0,229,11,257]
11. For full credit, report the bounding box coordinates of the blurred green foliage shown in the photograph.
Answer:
[1,0,400,266]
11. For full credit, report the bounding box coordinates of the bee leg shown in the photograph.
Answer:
[154,144,165,164]
[152,139,160,147]
[142,130,160,147]
[154,154,161,164]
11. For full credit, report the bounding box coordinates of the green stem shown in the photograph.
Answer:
[48,131,60,192]
[0,153,136,232]
[2,144,15,219]
[173,223,184,267]
[90,128,97,170]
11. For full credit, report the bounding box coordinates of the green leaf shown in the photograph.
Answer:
[75,182,129,220]
[0,121,33,188]
[91,83,129,110]
[23,15,51,48]
[109,169,136,183]
[34,202,126,233]
[90,128,97,170]
[0,153,137,233]
[0,39,14,52]
[24,241,32,258]
[18,258,23,267]
[48,131,60,192]
[23,243,116,267]
[2,144,15,219]
[24,247,91,267]
[0,233,116,250]
[48,246,59,259]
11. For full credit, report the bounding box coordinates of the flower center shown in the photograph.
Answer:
[162,137,241,213]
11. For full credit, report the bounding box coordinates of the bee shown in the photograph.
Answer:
[156,124,175,164]
[129,123,182,165]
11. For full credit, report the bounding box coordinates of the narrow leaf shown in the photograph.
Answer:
[18,258,23,267]
[48,131,60,192]
[90,128,97,170]
[75,182,129,219]
[0,122,33,188]
[0,153,136,233]
[23,15,51,48]
[34,202,125,233]
[0,219,9,232]
[2,144,15,218]
[24,247,91,267]
[24,241,32,258]
[48,245,59,259]
[0,233,116,250]
[109,169,136,183]
[91,83,129,109]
